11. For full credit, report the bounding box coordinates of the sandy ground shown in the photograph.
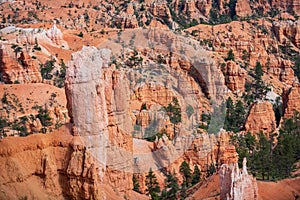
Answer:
[189,174,220,200]
[0,83,67,114]
[257,177,300,200]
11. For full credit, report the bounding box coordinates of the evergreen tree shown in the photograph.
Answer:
[164,97,182,124]
[272,113,300,179]
[253,61,269,100]
[224,98,246,132]
[225,97,234,128]
[11,44,22,58]
[273,133,295,178]
[230,115,300,181]
[234,100,246,129]
[145,168,161,199]
[225,49,235,61]
[36,108,52,127]
[0,116,7,135]
[133,174,140,193]
[207,163,216,177]
[164,97,182,139]
[191,165,201,185]
[179,161,192,189]
[161,171,179,200]
[254,61,264,80]
[245,132,256,154]
[293,56,300,81]
[273,97,282,127]
[253,133,271,180]
[228,0,237,18]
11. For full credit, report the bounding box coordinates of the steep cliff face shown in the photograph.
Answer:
[150,1,172,21]
[0,127,72,200]
[244,101,276,137]
[65,46,111,185]
[66,136,104,200]
[102,67,134,195]
[219,158,258,200]
[65,46,134,197]
[0,125,124,200]
[283,83,300,119]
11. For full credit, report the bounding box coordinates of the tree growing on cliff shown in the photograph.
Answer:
[253,61,270,100]
[133,174,141,193]
[145,168,161,199]
[272,113,300,179]
[36,107,52,133]
[225,49,235,61]
[41,59,55,80]
[11,44,22,59]
[228,0,237,19]
[164,97,182,140]
[191,165,201,185]
[231,114,300,181]
[0,116,8,137]
[180,161,192,189]
[254,61,263,80]
[161,171,179,200]
[127,49,143,67]
[186,105,194,119]
[292,56,300,81]
[224,97,246,132]
[207,163,216,177]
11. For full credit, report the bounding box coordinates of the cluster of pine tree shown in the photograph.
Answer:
[231,112,300,180]
[133,161,202,200]
[224,97,246,133]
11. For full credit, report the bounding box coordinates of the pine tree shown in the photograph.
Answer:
[145,168,161,199]
[224,97,234,131]
[245,132,256,154]
[293,56,300,81]
[133,174,140,193]
[234,100,246,130]
[273,97,282,126]
[179,161,192,188]
[207,163,216,176]
[164,97,182,139]
[273,133,295,178]
[225,49,235,61]
[253,133,271,180]
[164,97,182,125]
[161,171,179,200]
[224,98,246,132]
[254,61,263,80]
[253,61,269,100]
[272,114,300,179]
[191,165,201,185]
